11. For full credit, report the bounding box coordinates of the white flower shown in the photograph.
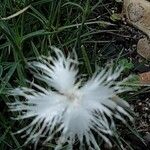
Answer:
[8,47,133,149]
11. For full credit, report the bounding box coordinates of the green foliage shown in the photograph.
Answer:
[118,58,134,73]
[110,13,121,22]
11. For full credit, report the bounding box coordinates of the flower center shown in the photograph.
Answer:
[65,91,81,102]
[68,93,76,101]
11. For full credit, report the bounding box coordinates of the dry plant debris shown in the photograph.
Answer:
[137,38,150,60]
[122,0,150,38]
[139,71,150,84]
[122,0,150,60]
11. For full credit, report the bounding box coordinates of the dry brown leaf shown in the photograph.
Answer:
[122,0,150,38]
[137,38,150,60]
[139,71,150,84]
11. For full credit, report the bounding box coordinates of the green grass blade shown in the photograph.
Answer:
[81,45,92,76]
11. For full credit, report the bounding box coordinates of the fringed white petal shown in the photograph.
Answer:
[28,47,79,93]
[8,86,70,144]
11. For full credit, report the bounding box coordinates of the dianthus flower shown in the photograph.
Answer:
[8,47,133,149]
